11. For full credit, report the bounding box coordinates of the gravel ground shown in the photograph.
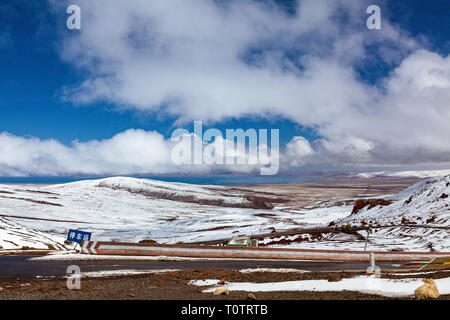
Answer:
[1,269,449,300]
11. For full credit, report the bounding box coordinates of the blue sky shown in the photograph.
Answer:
[0,0,449,177]
[1,0,446,144]
[0,0,312,145]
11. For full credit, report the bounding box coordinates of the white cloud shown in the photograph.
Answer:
[54,0,412,123]
[0,129,282,176]
[284,136,314,167]
[44,0,450,169]
[322,49,450,165]
[0,130,172,176]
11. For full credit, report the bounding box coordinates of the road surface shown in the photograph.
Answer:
[0,255,415,278]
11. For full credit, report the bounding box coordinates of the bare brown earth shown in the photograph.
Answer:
[0,269,449,300]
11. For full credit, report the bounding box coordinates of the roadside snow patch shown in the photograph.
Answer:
[190,276,450,298]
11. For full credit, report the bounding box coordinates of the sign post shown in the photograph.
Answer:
[67,229,92,251]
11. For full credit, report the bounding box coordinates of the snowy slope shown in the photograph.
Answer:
[337,175,450,251]
[258,176,450,252]
[62,177,256,207]
[0,217,67,250]
[0,177,295,245]
[0,176,448,252]
[346,175,450,226]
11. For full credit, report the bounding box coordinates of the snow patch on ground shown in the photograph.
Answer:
[79,269,180,278]
[239,268,308,273]
[190,276,450,298]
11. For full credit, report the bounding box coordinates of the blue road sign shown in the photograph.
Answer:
[67,229,92,243]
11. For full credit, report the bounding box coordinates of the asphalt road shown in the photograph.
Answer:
[0,255,414,278]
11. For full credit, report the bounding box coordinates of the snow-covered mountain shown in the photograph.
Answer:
[335,175,450,251]
[248,176,450,252]
[0,176,448,252]
[348,175,450,225]
[0,177,293,249]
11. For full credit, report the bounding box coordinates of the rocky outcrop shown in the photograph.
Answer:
[351,199,393,215]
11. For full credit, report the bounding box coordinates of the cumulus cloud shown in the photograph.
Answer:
[0,130,173,176]
[53,0,414,124]
[41,0,450,170]
[317,49,450,165]
[0,129,282,176]
[284,136,314,167]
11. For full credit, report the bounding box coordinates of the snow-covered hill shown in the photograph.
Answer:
[255,176,450,252]
[0,177,293,248]
[335,175,450,251]
[348,175,450,225]
[0,176,448,253]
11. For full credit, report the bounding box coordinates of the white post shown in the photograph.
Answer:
[370,253,375,267]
